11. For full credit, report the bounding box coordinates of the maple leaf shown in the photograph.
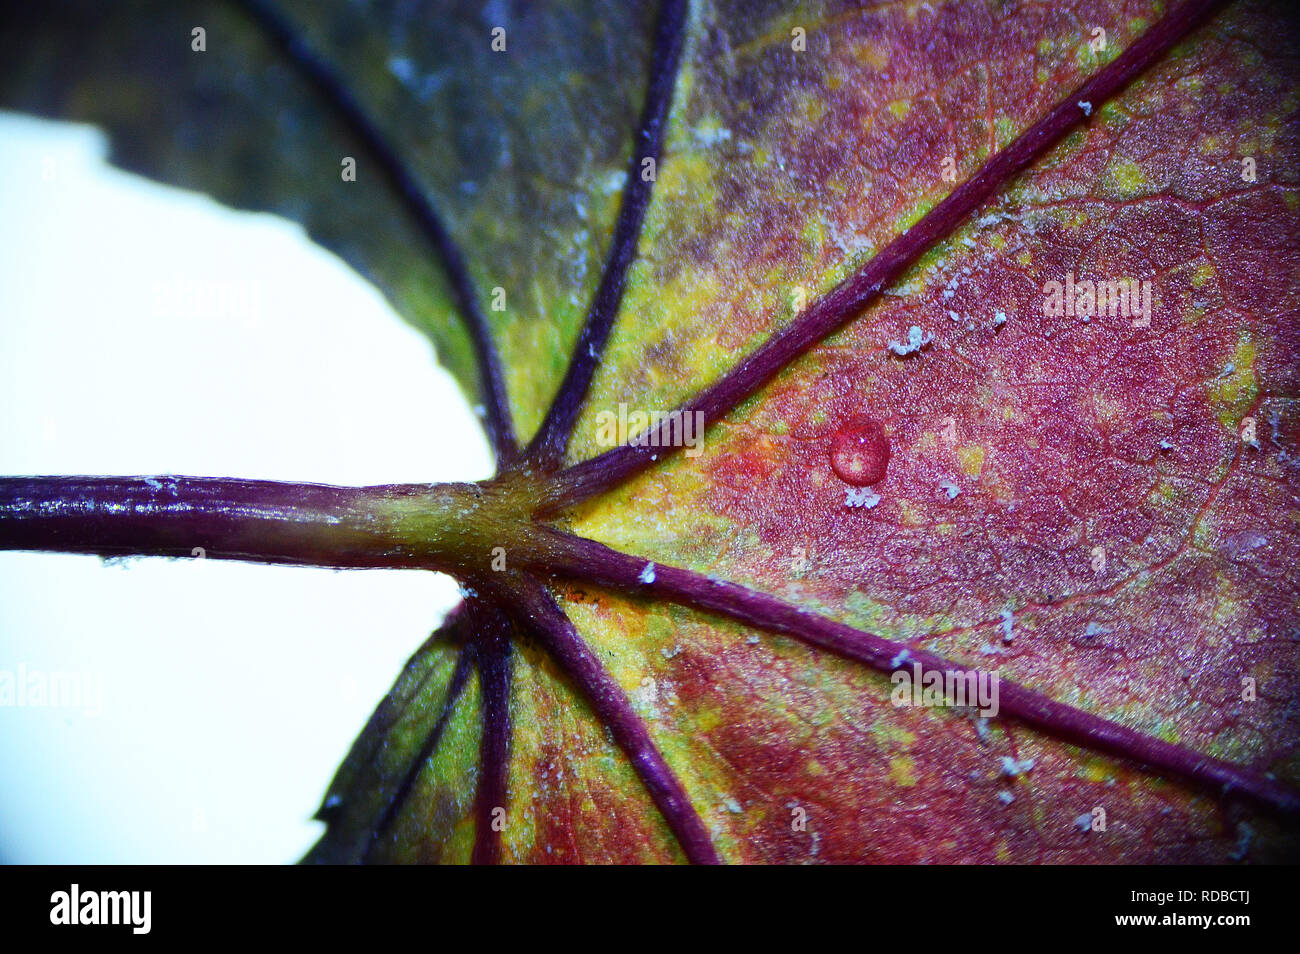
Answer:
[1,0,1298,864]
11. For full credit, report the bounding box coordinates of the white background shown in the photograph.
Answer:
[0,113,490,863]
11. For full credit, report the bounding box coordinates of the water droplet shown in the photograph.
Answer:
[830,416,890,486]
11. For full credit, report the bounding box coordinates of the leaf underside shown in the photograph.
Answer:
[2,0,1299,863]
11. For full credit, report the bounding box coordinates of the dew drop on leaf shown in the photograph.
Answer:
[829,416,890,486]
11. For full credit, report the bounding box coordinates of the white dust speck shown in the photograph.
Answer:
[1231,822,1255,861]
[844,487,882,509]
[632,676,659,714]
[601,169,628,194]
[887,325,933,357]
[1224,530,1268,560]
[1000,756,1035,777]
[638,562,657,584]
[1078,100,1092,116]
[388,57,416,84]
[692,125,733,149]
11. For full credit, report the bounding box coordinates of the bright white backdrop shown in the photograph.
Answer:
[0,112,491,863]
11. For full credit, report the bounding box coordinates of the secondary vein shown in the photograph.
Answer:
[542,0,1229,511]
[230,0,519,463]
[524,0,690,468]
[532,527,1300,817]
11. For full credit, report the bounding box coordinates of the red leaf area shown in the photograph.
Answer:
[559,1,1298,862]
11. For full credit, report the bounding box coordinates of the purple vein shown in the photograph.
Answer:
[364,645,474,859]
[0,475,440,570]
[230,0,518,463]
[523,0,689,468]
[531,529,1300,816]
[541,0,1228,510]
[471,603,514,865]
[318,602,470,826]
[506,575,723,863]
